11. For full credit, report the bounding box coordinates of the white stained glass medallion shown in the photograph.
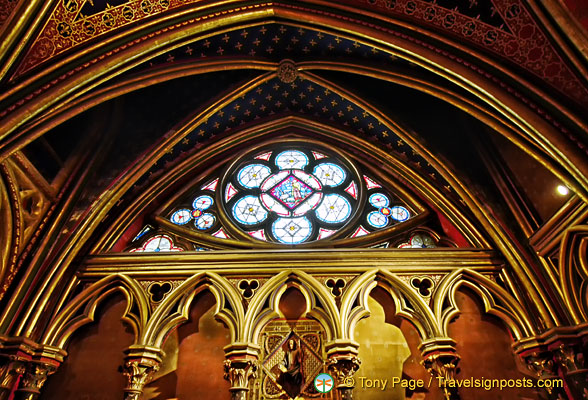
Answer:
[195,213,216,230]
[272,217,312,244]
[367,211,388,228]
[313,163,346,187]
[369,193,389,208]
[315,194,352,224]
[193,195,214,210]
[275,150,309,170]
[237,164,272,188]
[232,195,268,225]
[171,209,192,225]
[390,206,410,222]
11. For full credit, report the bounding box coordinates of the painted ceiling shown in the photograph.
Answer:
[9,0,588,105]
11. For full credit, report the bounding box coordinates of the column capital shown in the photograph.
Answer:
[419,338,460,400]
[122,345,163,400]
[13,361,58,400]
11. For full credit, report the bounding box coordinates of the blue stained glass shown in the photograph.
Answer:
[369,193,389,208]
[232,195,268,225]
[237,164,271,188]
[313,163,346,187]
[193,195,213,210]
[195,213,216,230]
[272,217,312,244]
[315,194,352,224]
[171,209,192,225]
[367,211,388,228]
[275,150,309,170]
[390,206,410,221]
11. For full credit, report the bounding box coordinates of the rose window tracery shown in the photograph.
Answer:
[162,142,422,247]
[225,149,356,244]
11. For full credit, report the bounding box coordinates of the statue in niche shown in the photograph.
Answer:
[276,337,304,399]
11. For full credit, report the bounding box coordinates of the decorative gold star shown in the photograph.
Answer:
[182,138,190,145]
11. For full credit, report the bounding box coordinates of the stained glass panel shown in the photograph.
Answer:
[193,195,213,210]
[195,213,216,230]
[390,206,410,222]
[367,211,388,228]
[171,209,192,225]
[270,175,314,209]
[313,163,346,187]
[275,150,309,170]
[369,193,389,208]
[272,217,312,244]
[315,194,352,224]
[232,195,268,225]
[237,164,272,188]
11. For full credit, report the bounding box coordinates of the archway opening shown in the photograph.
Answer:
[143,289,231,400]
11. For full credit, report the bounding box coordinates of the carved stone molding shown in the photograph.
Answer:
[13,361,57,400]
[122,346,163,400]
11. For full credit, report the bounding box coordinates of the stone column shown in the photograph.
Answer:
[223,343,260,400]
[0,356,26,400]
[325,340,361,400]
[122,345,163,400]
[420,338,460,400]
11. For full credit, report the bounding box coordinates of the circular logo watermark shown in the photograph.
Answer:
[314,373,334,393]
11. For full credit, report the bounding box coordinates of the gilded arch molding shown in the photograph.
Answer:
[0,3,587,196]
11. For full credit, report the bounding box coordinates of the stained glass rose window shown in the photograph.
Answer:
[222,147,358,244]
[166,143,417,246]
